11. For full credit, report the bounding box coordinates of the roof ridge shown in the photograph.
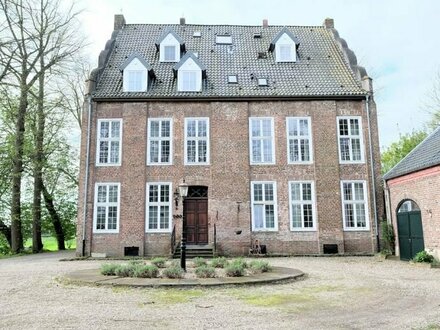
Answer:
[124,23,326,28]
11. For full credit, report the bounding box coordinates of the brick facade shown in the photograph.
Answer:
[385,165,440,260]
[76,98,383,257]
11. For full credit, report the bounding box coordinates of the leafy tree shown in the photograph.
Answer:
[381,130,428,175]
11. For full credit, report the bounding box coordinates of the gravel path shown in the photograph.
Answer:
[1,252,439,329]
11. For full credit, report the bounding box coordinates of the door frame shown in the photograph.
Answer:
[396,200,424,261]
[184,186,208,245]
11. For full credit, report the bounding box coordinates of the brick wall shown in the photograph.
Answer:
[386,166,440,260]
[76,98,382,257]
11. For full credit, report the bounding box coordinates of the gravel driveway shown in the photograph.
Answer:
[1,252,439,329]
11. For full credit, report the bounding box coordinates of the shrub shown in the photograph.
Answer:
[163,265,184,279]
[151,257,167,268]
[413,251,434,263]
[195,265,216,278]
[133,265,159,278]
[100,263,119,276]
[230,257,248,269]
[381,221,395,253]
[115,264,137,277]
[192,257,207,267]
[128,260,144,266]
[249,260,272,273]
[210,257,228,268]
[225,263,245,277]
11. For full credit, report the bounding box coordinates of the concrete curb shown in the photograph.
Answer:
[64,266,305,287]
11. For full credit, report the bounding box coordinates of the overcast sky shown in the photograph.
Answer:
[78,0,440,149]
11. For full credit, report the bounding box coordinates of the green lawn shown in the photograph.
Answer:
[24,236,76,251]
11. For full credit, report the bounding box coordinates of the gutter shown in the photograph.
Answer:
[365,94,380,252]
[82,95,93,256]
[91,94,367,103]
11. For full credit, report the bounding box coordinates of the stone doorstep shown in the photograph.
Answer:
[64,266,305,287]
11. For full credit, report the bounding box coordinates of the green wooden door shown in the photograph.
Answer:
[397,211,424,260]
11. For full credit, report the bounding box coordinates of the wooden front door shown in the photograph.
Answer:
[185,199,208,245]
[397,210,424,260]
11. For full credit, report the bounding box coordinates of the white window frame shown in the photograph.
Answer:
[184,117,210,165]
[251,181,278,231]
[337,116,364,164]
[126,70,145,92]
[181,71,198,91]
[163,45,177,62]
[286,117,313,164]
[147,118,173,165]
[249,117,275,165]
[93,183,120,233]
[146,182,173,233]
[341,180,369,231]
[96,119,122,166]
[289,181,317,231]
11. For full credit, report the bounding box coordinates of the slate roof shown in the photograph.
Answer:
[383,126,440,180]
[92,23,366,99]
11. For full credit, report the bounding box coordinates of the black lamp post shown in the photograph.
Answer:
[178,180,189,271]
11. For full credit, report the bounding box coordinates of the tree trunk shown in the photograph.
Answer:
[42,183,65,250]
[0,220,12,247]
[11,84,28,253]
[32,52,45,253]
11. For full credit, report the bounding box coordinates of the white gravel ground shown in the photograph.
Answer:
[0,251,439,329]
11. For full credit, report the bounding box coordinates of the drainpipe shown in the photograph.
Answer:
[82,95,93,256]
[365,93,380,252]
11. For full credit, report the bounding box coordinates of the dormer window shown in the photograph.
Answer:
[269,27,300,63]
[173,52,207,92]
[155,28,185,63]
[120,54,155,93]
[164,45,177,61]
[182,71,197,91]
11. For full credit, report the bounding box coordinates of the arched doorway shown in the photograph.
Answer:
[396,200,424,260]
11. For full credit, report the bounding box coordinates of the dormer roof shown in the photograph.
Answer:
[173,52,207,78]
[120,53,153,71]
[269,27,300,52]
[155,28,186,52]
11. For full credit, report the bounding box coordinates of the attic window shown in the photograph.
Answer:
[228,75,238,84]
[253,32,262,38]
[193,31,201,38]
[164,45,176,61]
[216,35,232,44]
[258,78,268,86]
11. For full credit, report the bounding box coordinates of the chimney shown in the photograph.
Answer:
[180,17,186,25]
[262,19,268,28]
[323,18,334,29]
[362,76,373,94]
[114,14,126,30]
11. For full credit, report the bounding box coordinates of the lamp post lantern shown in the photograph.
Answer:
[178,180,188,271]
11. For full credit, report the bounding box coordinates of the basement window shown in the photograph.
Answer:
[216,35,232,44]
[258,78,268,86]
[228,75,238,84]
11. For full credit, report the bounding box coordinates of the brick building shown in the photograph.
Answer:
[384,127,440,261]
[76,15,383,257]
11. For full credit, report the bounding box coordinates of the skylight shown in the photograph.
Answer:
[216,35,232,45]
[258,78,268,86]
[193,31,201,38]
[228,75,238,84]
[253,32,262,38]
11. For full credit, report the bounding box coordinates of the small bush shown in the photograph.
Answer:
[115,264,137,277]
[230,257,248,269]
[413,251,434,263]
[151,257,167,268]
[195,265,216,278]
[100,263,119,276]
[163,265,184,279]
[225,263,245,277]
[192,257,207,267]
[249,260,272,273]
[210,257,228,268]
[128,260,144,266]
[133,265,159,278]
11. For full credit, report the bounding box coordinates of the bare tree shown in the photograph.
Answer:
[0,0,84,252]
